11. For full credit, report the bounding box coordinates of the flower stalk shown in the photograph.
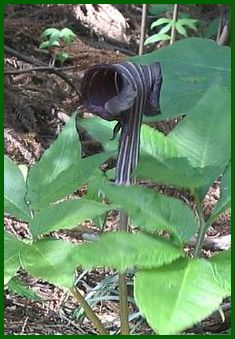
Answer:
[81,60,162,335]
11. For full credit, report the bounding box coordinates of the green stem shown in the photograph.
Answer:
[118,273,130,334]
[118,210,130,335]
[71,287,109,335]
[193,192,207,257]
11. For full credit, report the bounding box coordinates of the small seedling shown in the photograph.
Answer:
[39,27,76,65]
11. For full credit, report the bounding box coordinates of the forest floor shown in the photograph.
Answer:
[4,4,230,335]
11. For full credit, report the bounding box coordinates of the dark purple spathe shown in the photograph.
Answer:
[80,61,163,185]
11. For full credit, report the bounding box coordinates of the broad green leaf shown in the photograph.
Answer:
[132,38,230,119]
[207,163,231,226]
[4,231,25,285]
[8,276,43,302]
[21,239,77,289]
[136,154,215,190]
[79,116,181,160]
[78,117,118,152]
[134,258,229,335]
[4,156,31,222]
[72,232,184,272]
[138,124,215,189]
[27,114,81,209]
[100,183,197,243]
[144,33,171,46]
[209,250,231,294]
[85,170,112,228]
[138,85,230,195]
[140,124,180,160]
[169,84,231,195]
[150,18,172,30]
[31,199,114,237]
[85,169,109,201]
[28,152,109,210]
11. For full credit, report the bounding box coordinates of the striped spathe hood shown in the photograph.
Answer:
[80,61,163,185]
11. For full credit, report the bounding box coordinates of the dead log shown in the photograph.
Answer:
[73,4,128,43]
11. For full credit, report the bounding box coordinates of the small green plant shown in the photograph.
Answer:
[145,16,198,46]
[39,27,76,65]
[4,38,230,335]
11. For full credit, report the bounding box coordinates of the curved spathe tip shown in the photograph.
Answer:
[80,64,137,121]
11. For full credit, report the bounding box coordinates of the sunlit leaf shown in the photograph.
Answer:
[21,239,76,289]
[145,33,171,46]
[100,183,197,243]
[27,114,81,209]
[209,249,231,294]
[150,18,172,30]
[4,231,25,285]
[72,232,184,271]
[31,199,115,237]
[135,258,229,335]
[4,156,31,222]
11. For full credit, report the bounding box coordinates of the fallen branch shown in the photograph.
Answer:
[4,45,81,96]
[4,65,81,75]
